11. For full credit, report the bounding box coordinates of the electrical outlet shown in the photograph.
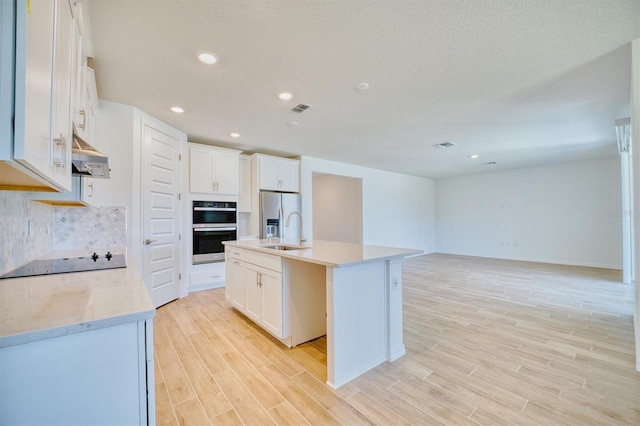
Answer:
[392,276,399,291]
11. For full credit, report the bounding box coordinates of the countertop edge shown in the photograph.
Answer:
[0,308,156,349]
[223,240,423,268]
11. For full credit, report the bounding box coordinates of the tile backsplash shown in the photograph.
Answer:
[0,191,127,275]
[0,191,53,274]
[53,206,126,251]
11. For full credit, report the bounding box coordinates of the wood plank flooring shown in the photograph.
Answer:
[154,253,639,425]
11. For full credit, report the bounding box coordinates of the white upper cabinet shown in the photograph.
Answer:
[255,154,299,193]
[189,144,240,195]
[238,156,252,212]
[0,0,77,192]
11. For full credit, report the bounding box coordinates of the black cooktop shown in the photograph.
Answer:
[0,253,127,279]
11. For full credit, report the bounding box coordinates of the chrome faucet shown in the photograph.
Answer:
[285,211,306,244]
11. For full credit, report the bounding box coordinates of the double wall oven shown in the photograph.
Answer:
[192,201,237,264]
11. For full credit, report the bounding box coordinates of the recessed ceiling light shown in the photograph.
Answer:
[170,106,184,113]
[278,92,294,101]
[197,51,218,65]
[355,82,369,91]
[434,141,456,148]
[229,132,240,138]
[287,121,298,127]
[469,154,480,159]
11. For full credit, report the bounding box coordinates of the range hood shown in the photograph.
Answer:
[71,132,110,179]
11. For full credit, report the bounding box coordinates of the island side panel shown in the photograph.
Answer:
[326,261,387,388]
[387,258,406,360]
[285,259,327,346]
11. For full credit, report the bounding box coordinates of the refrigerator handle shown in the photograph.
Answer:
[279,204,284,239]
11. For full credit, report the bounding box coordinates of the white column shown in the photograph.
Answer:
[386,259,406,360]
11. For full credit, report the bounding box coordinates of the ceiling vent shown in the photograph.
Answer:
[482,161,498,165]
[434,141,456,148]
[291,104,311,113]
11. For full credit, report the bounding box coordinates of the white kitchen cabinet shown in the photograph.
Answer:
[259,266,283,336]
[254,154,299,192]
[238,156,252,212]
[245,263,283,334]
[0,319,154,425]
[189,261,225,292]
[75,66,98,145]
[225,246,285,339]
[189,144,240,195]
[226,246,245,306]
[0,0,76,192]
[29,175,87,206]
[229,258,246,310]
[245,264,262,322]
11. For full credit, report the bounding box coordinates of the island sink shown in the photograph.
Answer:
[259,244,310,251]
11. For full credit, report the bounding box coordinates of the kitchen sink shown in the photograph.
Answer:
[259,244,311,251]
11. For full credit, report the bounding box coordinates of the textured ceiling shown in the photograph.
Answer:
[87,0,639,179]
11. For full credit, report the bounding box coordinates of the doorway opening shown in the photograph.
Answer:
[312,172,363,243]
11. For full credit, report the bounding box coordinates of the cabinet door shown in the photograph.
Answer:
[189,148,214,193]
[214,150,239,195]
[50,0,74,190]
[278,159,299,192]
[261,269,283,337]
[244,264,262,322]
[230,260,246,310]
[14,1,61,188]
[258,156,280,191]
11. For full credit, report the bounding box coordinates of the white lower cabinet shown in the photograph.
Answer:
[189,261,225,291]
[225,246,285,340]
[0,319,154,425]
[229,258,246,311]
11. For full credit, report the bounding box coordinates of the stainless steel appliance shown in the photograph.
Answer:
[259,191,302,240]
[192,201,237,264]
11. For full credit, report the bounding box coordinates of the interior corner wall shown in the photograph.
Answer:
[435,157,622,269]
[300,156,435,254]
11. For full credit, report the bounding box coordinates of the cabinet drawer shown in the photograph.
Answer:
[190,262,226,287]
[226,246,244,261]
[190,268,225,287]
[245,250,282,272]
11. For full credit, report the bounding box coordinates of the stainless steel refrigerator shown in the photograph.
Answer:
[259,191,302,240]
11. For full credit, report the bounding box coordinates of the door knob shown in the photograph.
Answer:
[144,239,156,245]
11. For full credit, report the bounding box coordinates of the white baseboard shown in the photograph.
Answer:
[435,250,622,271]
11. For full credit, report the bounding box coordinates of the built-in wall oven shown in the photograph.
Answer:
[192,201,237,264]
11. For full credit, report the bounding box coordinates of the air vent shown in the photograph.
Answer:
[482,161,498,165]
[291,104,311,113]
[434,141,456,149]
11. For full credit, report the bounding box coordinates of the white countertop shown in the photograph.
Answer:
[0,257,155,348]
[223,239,423,267]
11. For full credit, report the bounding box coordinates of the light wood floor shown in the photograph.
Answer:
[154,253,639,425]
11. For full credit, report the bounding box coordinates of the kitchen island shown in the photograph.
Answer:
[223,239,422,388]
[0,259,156,425]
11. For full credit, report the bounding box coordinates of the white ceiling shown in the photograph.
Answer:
[87,0,639,179]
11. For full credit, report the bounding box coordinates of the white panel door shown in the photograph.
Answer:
[142,125,181,307]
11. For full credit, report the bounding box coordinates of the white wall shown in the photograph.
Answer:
[312,173,363,243]
[300,157,435,253]
[436,158,622,269]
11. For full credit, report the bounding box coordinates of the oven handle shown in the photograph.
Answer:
[193,207,237,212]
[193,227,237,232]
[193,223,237,228]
